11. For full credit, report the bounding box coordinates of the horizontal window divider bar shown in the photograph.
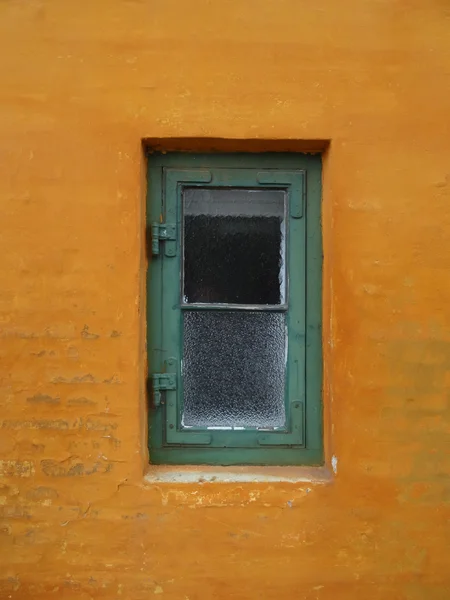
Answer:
[180,303,288,312]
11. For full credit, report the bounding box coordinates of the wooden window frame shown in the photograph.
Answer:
[147,153,323,466]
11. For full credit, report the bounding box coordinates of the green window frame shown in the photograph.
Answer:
[147,153,322,466]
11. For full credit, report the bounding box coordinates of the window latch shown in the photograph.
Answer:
[151,222,176,257]
[151,373,177,408]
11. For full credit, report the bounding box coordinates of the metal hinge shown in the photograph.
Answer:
[151,222,176,257]
[151,373,176,408]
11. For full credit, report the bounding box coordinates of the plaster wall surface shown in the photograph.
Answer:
[0,1,450,598]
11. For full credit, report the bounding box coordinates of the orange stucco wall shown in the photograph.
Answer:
[1,1,450,598]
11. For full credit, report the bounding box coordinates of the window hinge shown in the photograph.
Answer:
[151,222,176,257]
[151,373,177,408]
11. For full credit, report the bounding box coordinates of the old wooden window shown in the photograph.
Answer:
[147,153,322,465]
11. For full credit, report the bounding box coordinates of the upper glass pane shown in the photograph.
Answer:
[183,188,286,305]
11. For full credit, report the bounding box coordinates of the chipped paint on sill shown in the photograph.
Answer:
[331,455,338,474]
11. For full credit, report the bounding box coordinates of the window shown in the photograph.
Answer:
[147,153,322,466]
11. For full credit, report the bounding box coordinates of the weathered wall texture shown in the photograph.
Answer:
[1,1,450,598]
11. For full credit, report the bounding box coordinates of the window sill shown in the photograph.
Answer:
[144,464,332,484]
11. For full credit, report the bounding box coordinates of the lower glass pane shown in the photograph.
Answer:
[182,311,286,428]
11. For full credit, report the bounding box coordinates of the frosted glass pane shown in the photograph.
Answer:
[182,311,286,428]
[183,188,286,305]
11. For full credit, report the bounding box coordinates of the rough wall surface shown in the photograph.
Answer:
[1,1,450,598]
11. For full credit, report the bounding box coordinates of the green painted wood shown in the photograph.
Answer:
[257,170,305,218]
[147,152,323,466]
[147,166,164,452]
[163,170,213,446]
